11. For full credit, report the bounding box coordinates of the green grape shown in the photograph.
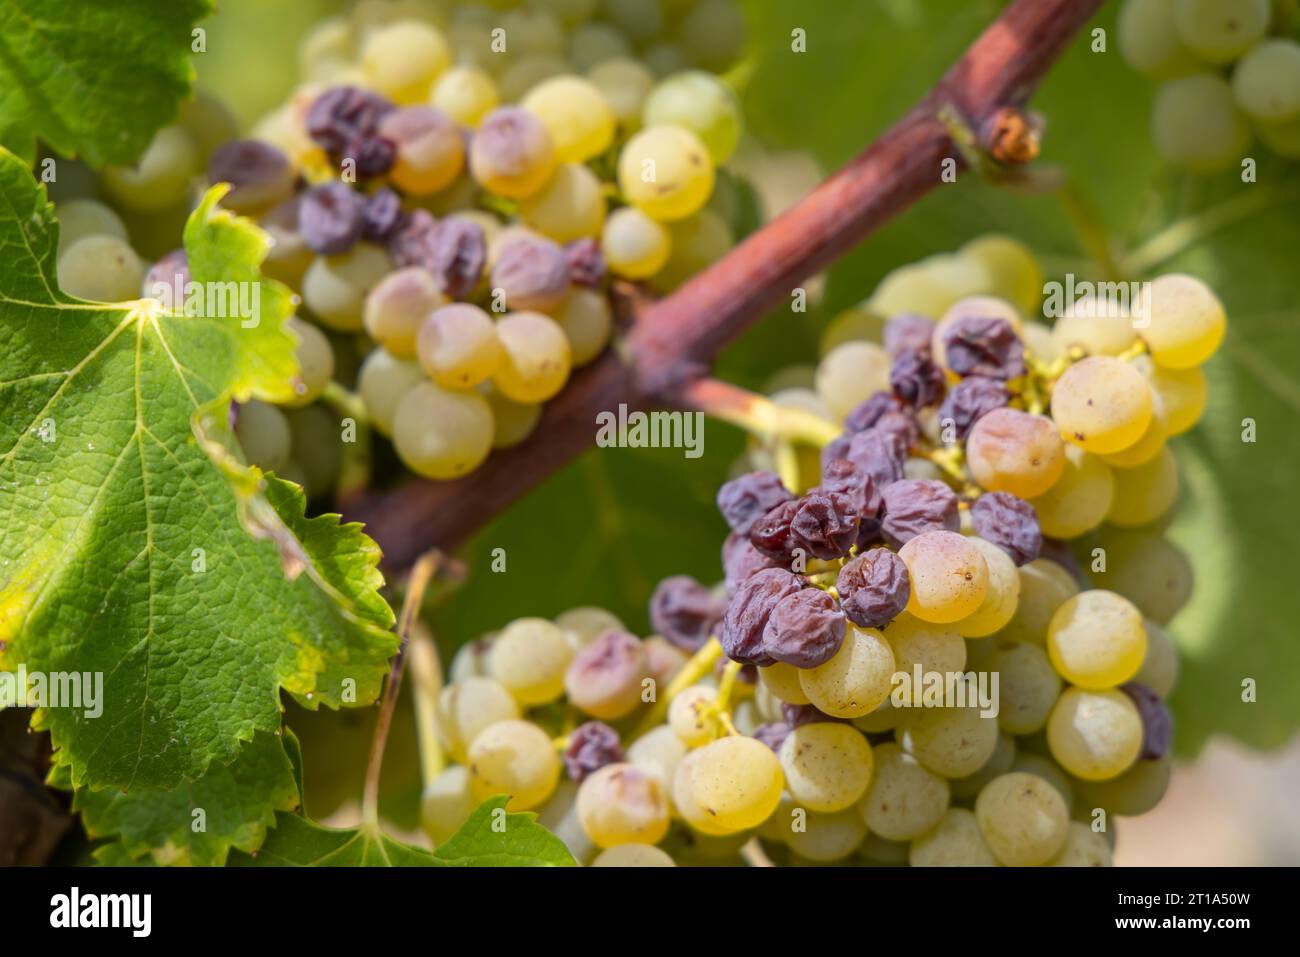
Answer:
[818,304,887,355]
[604,0,664,41]
[379,106,466,196]
[489,617,575,706]
[554,606,625,649]
[1073,755,1172,817]
[787,808,868,863]
[626,724,687,799]
[684,735,784,832]
[617,125,715,222]
[435,676,521,763]
[643,42,688,78]
[467,719,561,811]
[899,531,990,625]
[521,75,616,163]
[975,772,1069,867]
[360,18,451,103]
[552,289,612,366]
[532,0,599,27]
[1135,618,1180,696]
[432,65,501,127]
[602,206,672,279]
[567,22,633,71]
[908,808,998,867]
[642,70,742,163]
[1009,752,1075,813]
[470,107,558,199]
[651,208,733,292]
[517,163,607,242]
[55,198,128,253]
[1021,321,1061,361]
[417,303,502,390]
[1048,590,1146,690]
[777,722,874,813]
[668,684,720,747]
[102,126,198,213]
[286,404,342,495]
[1140,358,1206,436]
[298,16,354,83]
[678,0,747,72]
[421,765,475,845]
[1254,111,1300,158]
[1047,688,1143,781]
[1232,39,1300,122]
[492,311,572,403]
[1117,0,1202,78]
[896,706,999,779]
[671,749,738,836]
[535,779,599,864]
[1095,527,1193,625]
[178,89,242,162]
[799,624,896,719]
[499,7,567,58]
[302,244,392,332]
[1138,273,1226,369]
[987,641,1061,735]
[480,385,543,449]
[392,380,495,479]
[1051,355,1154,454]
[1049,820,1113,866]
[363,267,447,359]
[592,843,676,866]
[814,340,892,422]
[882,614,965,706]
[760,661,811,705]
[999,558,1079,646]
[448,635,495,683]
[357,347,425,437]
[1107,445,1180,527]
[234,400,292,472]
[948,731,1017,800]
[1029,445,1114,539]
[58,235,144,303]
[577,763,671,848]
[967,409,1066,499]
[1173,0,1270,63]
[869,262,962,320]
[283,317,336,407]
[1151,74,1249,172]
[860,742,950,841]
[587,58,656,131]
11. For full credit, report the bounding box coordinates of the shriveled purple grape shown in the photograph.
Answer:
[715,656,758,685]
[970,491,1041,566]
[937,375,1009,441]
[306,86,395,157]
[820,433,851,472]
[1120,682,1173,760]
[762,588,846,668]
[425,218,487,298]
[879,479,959,548]
[843,391,896,433]
[564,629,648,720]
[207,140,295,213]
[346,135,397,178]
[565,237,605,287]
[720,567,805,665]
[836,548,910,629]
[490,235,570,311]
[722,532,779,595]
[749,498,802,563]
[298,181,364,254]
[940,316,1025,379]
[1039,536,1085,584]
[360,188,405,242]
[874,409,920,452]
[791,491,860,560]
[884,313,936,358]
[562,721,624,782]
[844,428,906,490]
[781,702,848,727]
[890,351,946,408]
[649,575,725,652]
[820,457,880,517]
[717,470,793,537]
[388,209,437,266]
[753,722,793,752]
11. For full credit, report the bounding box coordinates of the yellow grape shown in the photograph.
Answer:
[785,808,868,863]
[1049,821,1113,866]
[58,235,144,303]
[685,735,784,832]
[1051,308,1138,357]
[651,209,733,292]
[798,624,896,718]
[602,205,672,279]
[860,742,951,841]
[587,57,655,131]
[1048,590,1146,689]
[379,106,465,196]
[1117,0,1201,78]
[967,408,1067,499]
[54,198,127,253]
[101,126,198,213]
[392,381,494,480]
[521,75,616,163]
[908,808,998,867]
[467,719,561,811]
[364,266,448,358]
[1100,385,1168,468]
[421,765,475,845]
[492,311,572,403]
[899,531,990,625]
[959,538,1021,638]
[576,763,671,848]
[1051,355,1153,454]
[668,684,720,747]
[1009,752,1075,812]
[551,289,612,367]
[815,341,893,423]
[759,661,811,705]
[360,19,451,104]
[488,617,575,706]
[882,613,965,705]
[1143,359,1207,436]
[777,722,875,812]
[1107,445,1179,527]
[417,303,502,390]
[283,317,335,408]
[431,65,500,127]
[518,162,607,242]
[434,676,520,762]
[987,641,1061,735]
[481,385,543,450]
[1138,273,1226,369]
[998,558,1079,646]
[469,107,557,199]
[617,125,715,222]
[959,234,1043,316]
[1028,445,1114,539]
[896,706,1000,779]
[358,347,425,437]
[591,844,675,867]
[1047,687,1143,781]
[302,244,391,332]
[975,772,1069,867]
[554,606,625,649]
[947,730,1017,800]
[626,724,687,796]
[818,304,887,355]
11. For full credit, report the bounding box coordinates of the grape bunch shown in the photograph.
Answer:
[1118,0,1300,169]
[46,0,750,493]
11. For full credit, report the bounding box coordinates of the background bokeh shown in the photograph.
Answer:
[195,0,1300,863]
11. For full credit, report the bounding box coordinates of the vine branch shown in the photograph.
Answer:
[348,0,1105,570]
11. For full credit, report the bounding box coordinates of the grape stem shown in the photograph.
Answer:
[408,626,445,792]
[683,377,842,446]
[361,549,441,829]
[346,0,1107,569]
[629,637,723,741]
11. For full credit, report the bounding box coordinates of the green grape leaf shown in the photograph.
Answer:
[0,149,397,791]
[0,0,212,166]
[232,796,575,867]
[64,732,299,867]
